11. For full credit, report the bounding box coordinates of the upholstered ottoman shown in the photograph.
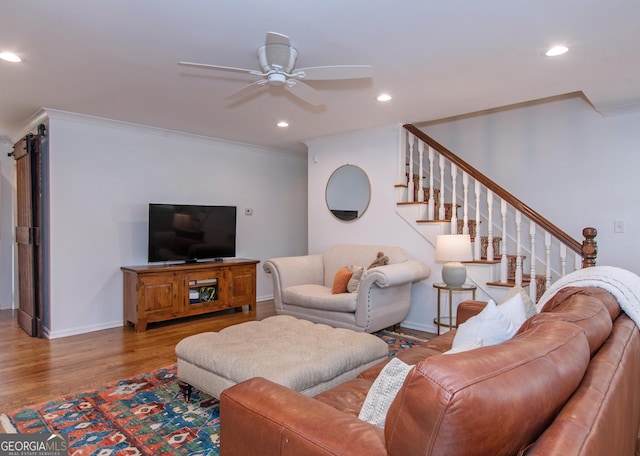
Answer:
[175,315,388,399]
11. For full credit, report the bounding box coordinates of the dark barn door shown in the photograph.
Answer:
[13,125,47,337]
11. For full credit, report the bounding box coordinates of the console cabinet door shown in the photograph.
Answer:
[139,272,178,317]
[227,265,256,307]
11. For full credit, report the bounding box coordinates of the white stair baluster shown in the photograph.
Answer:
[474,180,481,260]
[560,243,567,277]
[500,200,508,282]
[462,172,469,235]
[428,147,435,219]
[529,221,537,301]
[438,155,445,220]
[407,134,415,202]
[515,211,522,286]
[450,163,458,233]
[487,190,494,261]
[545,232,552,289]
[417,141,425,202]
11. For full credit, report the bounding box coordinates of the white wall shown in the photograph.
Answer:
[422,95,640,274]
[0,141,15,309]
[307,124,438,332]
[31,110,307,337]
[306,98,640,332]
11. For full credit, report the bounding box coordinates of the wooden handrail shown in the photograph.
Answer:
[403,124,584,256]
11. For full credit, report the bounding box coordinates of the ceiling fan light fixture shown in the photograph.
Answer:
[377,93,392,102]
[0,52,22,63]
[545,45,569,57]
[276,121,289,128]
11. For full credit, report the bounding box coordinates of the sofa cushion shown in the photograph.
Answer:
[384,320,590,456]
[283,284,357,312]
[540,286,620,321]
[519,291,613,356]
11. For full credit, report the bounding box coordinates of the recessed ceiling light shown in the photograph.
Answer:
[276,121,289,128]
[0,52,22,63]
[377,94,392,102]
[545,45,569,57]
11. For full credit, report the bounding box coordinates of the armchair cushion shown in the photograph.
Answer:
[284,284,357,312]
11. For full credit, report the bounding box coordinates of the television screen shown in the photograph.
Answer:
[148,204,236,263]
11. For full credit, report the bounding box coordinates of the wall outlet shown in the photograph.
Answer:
[614,220,625,233]
[244,208,253,216]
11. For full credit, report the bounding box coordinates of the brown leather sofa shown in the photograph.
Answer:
[220,286,640,455]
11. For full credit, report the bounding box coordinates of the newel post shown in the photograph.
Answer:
[581,227,598,268]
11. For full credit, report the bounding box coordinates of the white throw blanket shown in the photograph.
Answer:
[535,266,640,328]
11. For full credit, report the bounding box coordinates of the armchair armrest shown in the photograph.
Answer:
[362,260,431,288]
[221,377,386,456]
[456,300,488,326]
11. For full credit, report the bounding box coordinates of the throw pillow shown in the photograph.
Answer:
[332,266,353,294]
[347,265,365,293]
[358,358,413,428]
[452,299,516,349]
[443,338,483,354]
[496,291,528,330]
[501,285,537,318]
[368,251,389,269]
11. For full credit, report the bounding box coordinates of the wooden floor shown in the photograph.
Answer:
[0,301,432,415]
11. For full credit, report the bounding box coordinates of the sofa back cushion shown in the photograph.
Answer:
[519,288,614,356]
[322,244,410,287]
[384,320,590,456]
[540,286,621,321]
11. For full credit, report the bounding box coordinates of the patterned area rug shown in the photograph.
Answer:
[0,331,424,455]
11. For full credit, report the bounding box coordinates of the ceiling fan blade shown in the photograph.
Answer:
[178,61,263,76]
[285,80,324,106]
[294,65,373,81]
[265,32,290,47]
[225,80,268,101]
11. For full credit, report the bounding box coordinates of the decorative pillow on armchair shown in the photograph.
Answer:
[332,266,353,294]
[347,265,366,293]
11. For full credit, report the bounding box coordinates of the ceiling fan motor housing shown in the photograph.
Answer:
[258,43,298,73]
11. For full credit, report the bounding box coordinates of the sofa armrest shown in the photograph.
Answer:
[456,300,488,326]
[362,260,431,288]
[221,377,387,456]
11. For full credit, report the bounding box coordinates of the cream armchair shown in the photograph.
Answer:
[263,244,431,333]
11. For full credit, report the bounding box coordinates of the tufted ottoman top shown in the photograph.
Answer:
[176,315,389,397]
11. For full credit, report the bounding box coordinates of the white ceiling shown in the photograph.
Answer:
[2,0,639,154]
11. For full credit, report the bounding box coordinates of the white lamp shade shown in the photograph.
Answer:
[435,235,473,262]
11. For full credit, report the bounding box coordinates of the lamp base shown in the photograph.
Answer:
[442,262,467,287]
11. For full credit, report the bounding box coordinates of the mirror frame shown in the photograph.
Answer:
[325,164,371,222]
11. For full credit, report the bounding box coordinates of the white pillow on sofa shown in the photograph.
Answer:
[497,291,528,329]
[452,300,516,348]
[358,358,413,428]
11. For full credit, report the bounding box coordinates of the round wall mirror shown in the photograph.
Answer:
[325,164,371,221]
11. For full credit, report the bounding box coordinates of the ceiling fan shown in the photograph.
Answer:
[178,32,373,106]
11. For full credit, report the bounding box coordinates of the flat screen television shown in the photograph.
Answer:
[148,204,236,263]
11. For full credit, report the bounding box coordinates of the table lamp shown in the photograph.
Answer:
[435,234,473,287]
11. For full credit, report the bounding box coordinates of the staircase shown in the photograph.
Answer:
[396,124,598,303]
